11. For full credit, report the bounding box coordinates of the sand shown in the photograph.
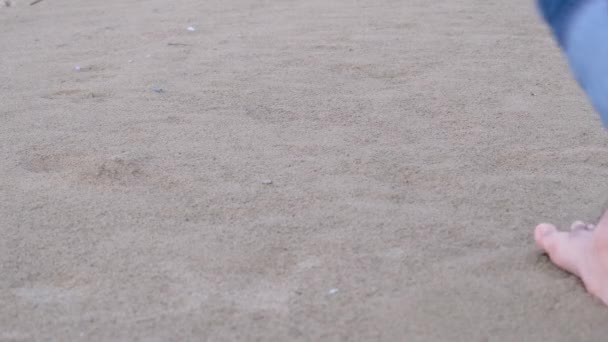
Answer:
[3,0,608,340]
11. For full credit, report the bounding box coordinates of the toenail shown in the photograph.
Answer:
[536,224,554,237]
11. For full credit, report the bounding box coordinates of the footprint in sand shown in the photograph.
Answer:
[21,152,150,187]
[82,157,148,186]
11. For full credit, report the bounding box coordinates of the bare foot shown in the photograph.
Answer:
[535,210,608,305]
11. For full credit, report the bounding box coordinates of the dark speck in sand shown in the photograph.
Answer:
[152,87,164,93]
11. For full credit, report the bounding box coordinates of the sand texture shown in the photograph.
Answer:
[3,0,608,341]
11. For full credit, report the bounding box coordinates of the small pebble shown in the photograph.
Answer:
[187,26,196,32]
[261,179,273,185]
[328,288,339,295]
[74,65,81,71]
[152,87,164,93]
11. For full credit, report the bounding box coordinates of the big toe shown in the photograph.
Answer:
[535,223,585,276]
[535,223,557,251]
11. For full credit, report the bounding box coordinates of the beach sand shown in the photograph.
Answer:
[3,0,608,340]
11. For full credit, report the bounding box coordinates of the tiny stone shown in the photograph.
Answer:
[261,179,273,185]
[328,288,339,295]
